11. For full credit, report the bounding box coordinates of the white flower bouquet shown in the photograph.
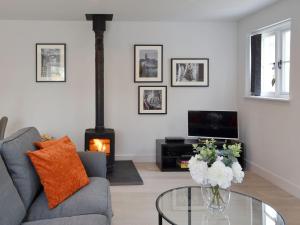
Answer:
[188,139,244,211]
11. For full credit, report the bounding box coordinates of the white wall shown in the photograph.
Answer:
[0,20,238,161]
[237,0,300,198]
[0,21,95,147]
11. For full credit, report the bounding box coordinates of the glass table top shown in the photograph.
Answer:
[156,186,285,225]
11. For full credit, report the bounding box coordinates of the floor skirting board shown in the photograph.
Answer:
[246,159,300,199]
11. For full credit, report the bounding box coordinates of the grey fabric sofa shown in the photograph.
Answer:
[0,116,8,140]
[0,127,112,225]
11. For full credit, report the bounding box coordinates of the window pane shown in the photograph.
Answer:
[261,34,276,93]
[282,30,290,61]
[282,62,290,93]
[282,30,291,93]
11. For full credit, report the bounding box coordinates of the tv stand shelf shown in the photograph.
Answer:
[156,139,245,172]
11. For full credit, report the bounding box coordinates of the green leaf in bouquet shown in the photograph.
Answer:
[192,144,198,150]
[228,143,241,158]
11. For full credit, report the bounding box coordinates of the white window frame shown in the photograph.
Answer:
[245,19,291,101]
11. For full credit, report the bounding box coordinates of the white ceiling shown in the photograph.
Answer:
[0,0,280,21]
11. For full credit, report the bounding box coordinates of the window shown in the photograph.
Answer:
[248,20,291,100]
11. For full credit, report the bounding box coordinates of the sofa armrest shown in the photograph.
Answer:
[78,152,107,178]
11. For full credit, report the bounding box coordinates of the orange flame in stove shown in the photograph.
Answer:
[89,139,110,155]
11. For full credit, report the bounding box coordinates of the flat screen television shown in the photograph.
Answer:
[188,111,238,139]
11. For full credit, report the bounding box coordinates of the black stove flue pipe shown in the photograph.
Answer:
[86,14,113,131]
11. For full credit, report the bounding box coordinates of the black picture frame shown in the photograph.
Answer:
[138,86,167,114]
[171,58,209,87]
[134,45,163,83]
[36,43,66,82]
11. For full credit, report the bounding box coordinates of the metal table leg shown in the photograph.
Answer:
[188,187,191,225]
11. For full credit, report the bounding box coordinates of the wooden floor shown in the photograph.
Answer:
[111,163,300,225]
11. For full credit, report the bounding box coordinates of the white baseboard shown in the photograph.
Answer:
[247,159,300,199]
[115,154,155,163]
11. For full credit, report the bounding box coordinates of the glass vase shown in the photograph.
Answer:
[201,185,231,213]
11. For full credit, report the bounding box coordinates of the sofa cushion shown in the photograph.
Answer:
[0,127,42,209]
[21,214,108,225]
[34,136,72,149]
[26,177,112,222]
[0,156,26,225]
[27,141,90,208]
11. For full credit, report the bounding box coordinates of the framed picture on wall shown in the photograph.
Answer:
[36,43,66,82]
[138,86,167,114]
[134,45,163,83]
[171,58,209,87]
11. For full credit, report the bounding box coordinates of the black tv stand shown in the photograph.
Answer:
[156,138,245,172]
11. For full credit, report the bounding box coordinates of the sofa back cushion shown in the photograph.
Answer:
[0,156,26,225]
[0,127,42,209]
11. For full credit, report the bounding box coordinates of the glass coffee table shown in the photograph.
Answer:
[156,186,285,225]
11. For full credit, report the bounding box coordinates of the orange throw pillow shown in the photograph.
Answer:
[27,142,89,208]
[34,136,72,149]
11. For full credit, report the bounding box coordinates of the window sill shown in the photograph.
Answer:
[244,95,290,102]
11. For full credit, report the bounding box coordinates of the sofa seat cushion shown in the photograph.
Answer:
[26,177,112,222]
[22,214,108,225]
[0,127,42,209]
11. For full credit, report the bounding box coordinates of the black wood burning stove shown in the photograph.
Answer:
[85,14,115,173]
[85,128,115,173]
